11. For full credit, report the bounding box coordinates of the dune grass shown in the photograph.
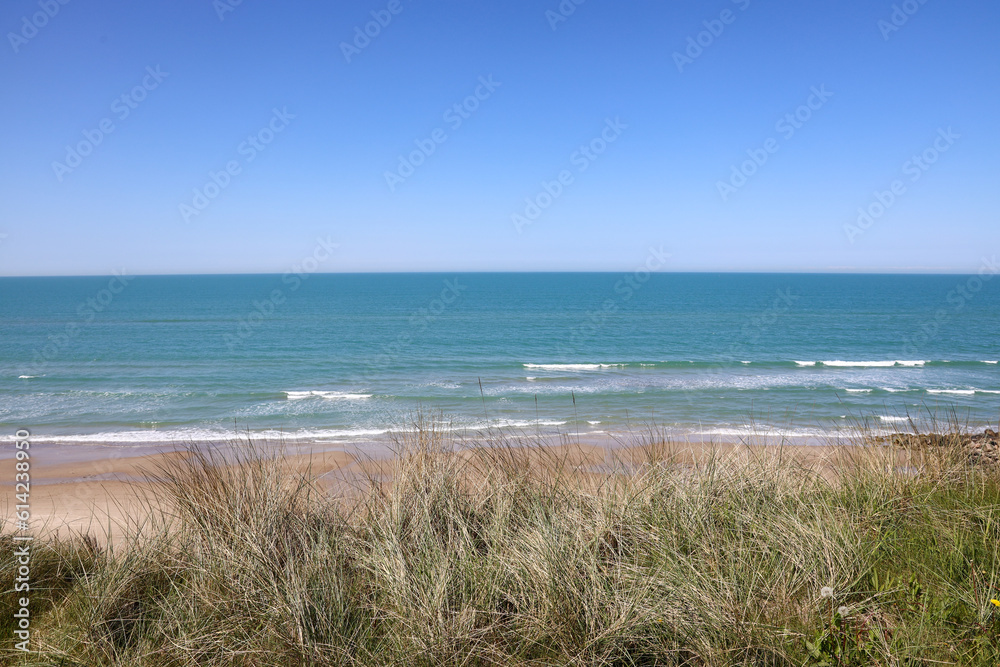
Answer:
[2,422,1000,666]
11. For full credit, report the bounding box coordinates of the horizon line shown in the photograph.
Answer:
[0,268,991,279]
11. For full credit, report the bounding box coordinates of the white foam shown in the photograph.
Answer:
[978,390,1000,394]
[821,360,926,368]
[794,361,816,367]
[927,389,975,396]
[523,364,602,371]
[691,426,826,438]
[878,415,909,423]
[587,420,601,425]
[845,388,872,393]
[510,419,566,428]
[305,428,391,439]
[983,361,999,364]
[841,361,902,367]
[0,428,224,444]
[464,419,567,430]
[18,375,36,379]
[525,377,536,381]
[4,426,393,445]
[6,429,229,444]
[420,381,461,389]
[284,391,372,401]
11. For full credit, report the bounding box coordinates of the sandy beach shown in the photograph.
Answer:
[1,443,355,540]
[1,432,921,541]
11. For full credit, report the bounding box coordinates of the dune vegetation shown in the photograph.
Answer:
[2,418,1000,666]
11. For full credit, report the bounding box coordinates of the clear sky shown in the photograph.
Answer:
[1,0,997,276]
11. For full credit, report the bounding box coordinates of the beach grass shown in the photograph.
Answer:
[2,421,1000,666]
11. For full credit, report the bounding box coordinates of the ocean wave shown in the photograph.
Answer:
[520,359,987,371]
[878,415,910,423]
[925,360,1000,368]
[284,391,372,401]
[3,430,228,445]
[462,419,568,430]
[2,426,393,445]
[690,426,828,438]
[18,375,37,379]
[523,363,623,371]
[415,381,462,389]
[792,359,931,369]
[490,375,956,396]
[821,360,927,368]
[927,389,976,396]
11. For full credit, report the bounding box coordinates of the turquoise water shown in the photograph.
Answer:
[1,273,998,445]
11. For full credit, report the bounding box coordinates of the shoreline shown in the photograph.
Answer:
[6,426,996,540]
[4,417,981,454]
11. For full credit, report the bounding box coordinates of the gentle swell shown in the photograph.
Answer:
[523,364,620,371]
[518,359,973,371]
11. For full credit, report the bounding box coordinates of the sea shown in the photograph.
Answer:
[2,273,998,448]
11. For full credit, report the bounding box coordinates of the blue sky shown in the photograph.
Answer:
[1,0,997,276]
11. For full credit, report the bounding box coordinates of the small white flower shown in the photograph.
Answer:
[838,606,849,616]
[820,587,834,598]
